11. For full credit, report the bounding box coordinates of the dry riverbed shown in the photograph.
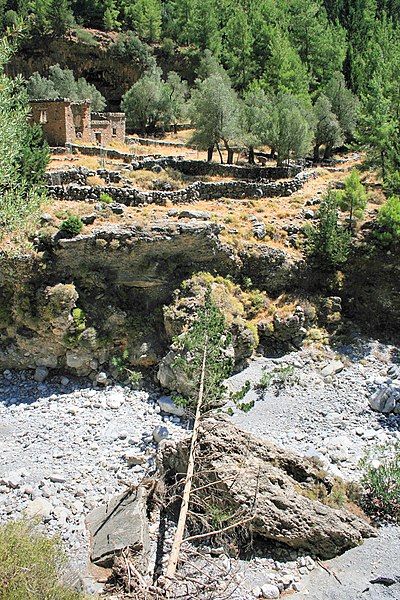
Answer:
[0,335,399,598]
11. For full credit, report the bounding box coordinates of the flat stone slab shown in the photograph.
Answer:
[87,485,150,569]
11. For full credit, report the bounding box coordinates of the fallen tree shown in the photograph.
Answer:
[162,416,376,560]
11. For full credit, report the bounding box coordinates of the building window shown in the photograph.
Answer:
[95,132,102,144]
[39,110,48,124]
[112,127,117,137]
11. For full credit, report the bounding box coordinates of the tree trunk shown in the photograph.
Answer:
[207,145,214,162]
[216,142,224,164]
[227,148,234,164]
[165,339,208,587]
[248,146,255,164]
[313,144,321,163]
[324,143,333,159]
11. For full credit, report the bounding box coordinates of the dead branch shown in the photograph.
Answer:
[182,515,255,544]
[165,337,208,587]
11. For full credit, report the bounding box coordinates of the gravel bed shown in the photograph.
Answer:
[227,339,400,479]
[0,372,187,578]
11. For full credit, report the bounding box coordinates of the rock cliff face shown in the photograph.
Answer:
[1,220,399,378]
[7,36,142,109]
[342,244,400,336]
[0,222,241,374]
[5,222,297,376]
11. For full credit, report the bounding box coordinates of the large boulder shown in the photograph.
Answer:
[87,484,151,569]
[162,417,375,559]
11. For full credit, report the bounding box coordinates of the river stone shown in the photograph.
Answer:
[153,425,169,443]
[261,583,280,598]
[87,485,150,569]
[106,391,124,409]
[34,366,49,383]
[369,386,399,413]
[321,360,344,378]
[178,209,211,220]
[157,395,185,417]
[25,497,53,519]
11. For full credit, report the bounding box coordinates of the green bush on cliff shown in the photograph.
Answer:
[360,441,400,523]
[374,196,400,246]
[305,188,351,269]
[59,216,84,236]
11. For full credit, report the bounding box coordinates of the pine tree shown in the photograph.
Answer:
[336,169,368,231]
[0,34,47,236]
[46,0,74,37]
[305,187,351,269]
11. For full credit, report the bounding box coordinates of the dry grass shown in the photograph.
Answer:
[20,144,386,259]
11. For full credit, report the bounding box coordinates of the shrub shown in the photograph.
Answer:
[111,350,142,387]
[374,196,400,246]
[59,216,84,235]
[0,519,90,599]
[305,188,351,269]
[257,364,298,390]
[359,441,400,523]
[72,307,86,333]
[99,192,113,204]
[75,28,97,46]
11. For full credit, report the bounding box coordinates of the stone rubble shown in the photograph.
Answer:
[1,337,399,597]
[0,371,186,572]
[227,339,400,481]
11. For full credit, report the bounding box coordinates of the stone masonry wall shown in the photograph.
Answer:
[47,171,316,206]
[67,144,302,180]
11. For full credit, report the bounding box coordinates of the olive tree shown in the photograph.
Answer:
[189,71,242,163]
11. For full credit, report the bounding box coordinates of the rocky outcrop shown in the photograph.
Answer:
[157,272,261,394]
[162,417,375,559]
[0,222,239,375]
[342,243,400,337]
[7,35,143,110]
[239,245,302,294]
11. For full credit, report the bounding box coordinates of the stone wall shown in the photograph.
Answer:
[126,136,186,148]
[68,144,302,180]
[47,171,315,206]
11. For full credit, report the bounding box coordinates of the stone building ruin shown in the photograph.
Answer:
[29,98,125,147]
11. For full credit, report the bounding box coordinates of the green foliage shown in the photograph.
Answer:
[229,381,254,412]
[75,27,97,45]
[121,68,177,133]
[0,33,47,238]
[172,287,234,412]
[268,93,314,166]
[59,216,84,235]
[27,65,106,111]
[18,123,50,185]
[99,192,113,204]
[375,195,400,246]
[305,188,351,269]
[189,68,242,162]
[313,94,343,162]
[257,364,299,390]
[72,307,86,333]
[359,441,400,523]
[0,519,90,599]
[126,0,162,42]
[111,349,142,386]
[111,31,156,69]
[336,169,368,231]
